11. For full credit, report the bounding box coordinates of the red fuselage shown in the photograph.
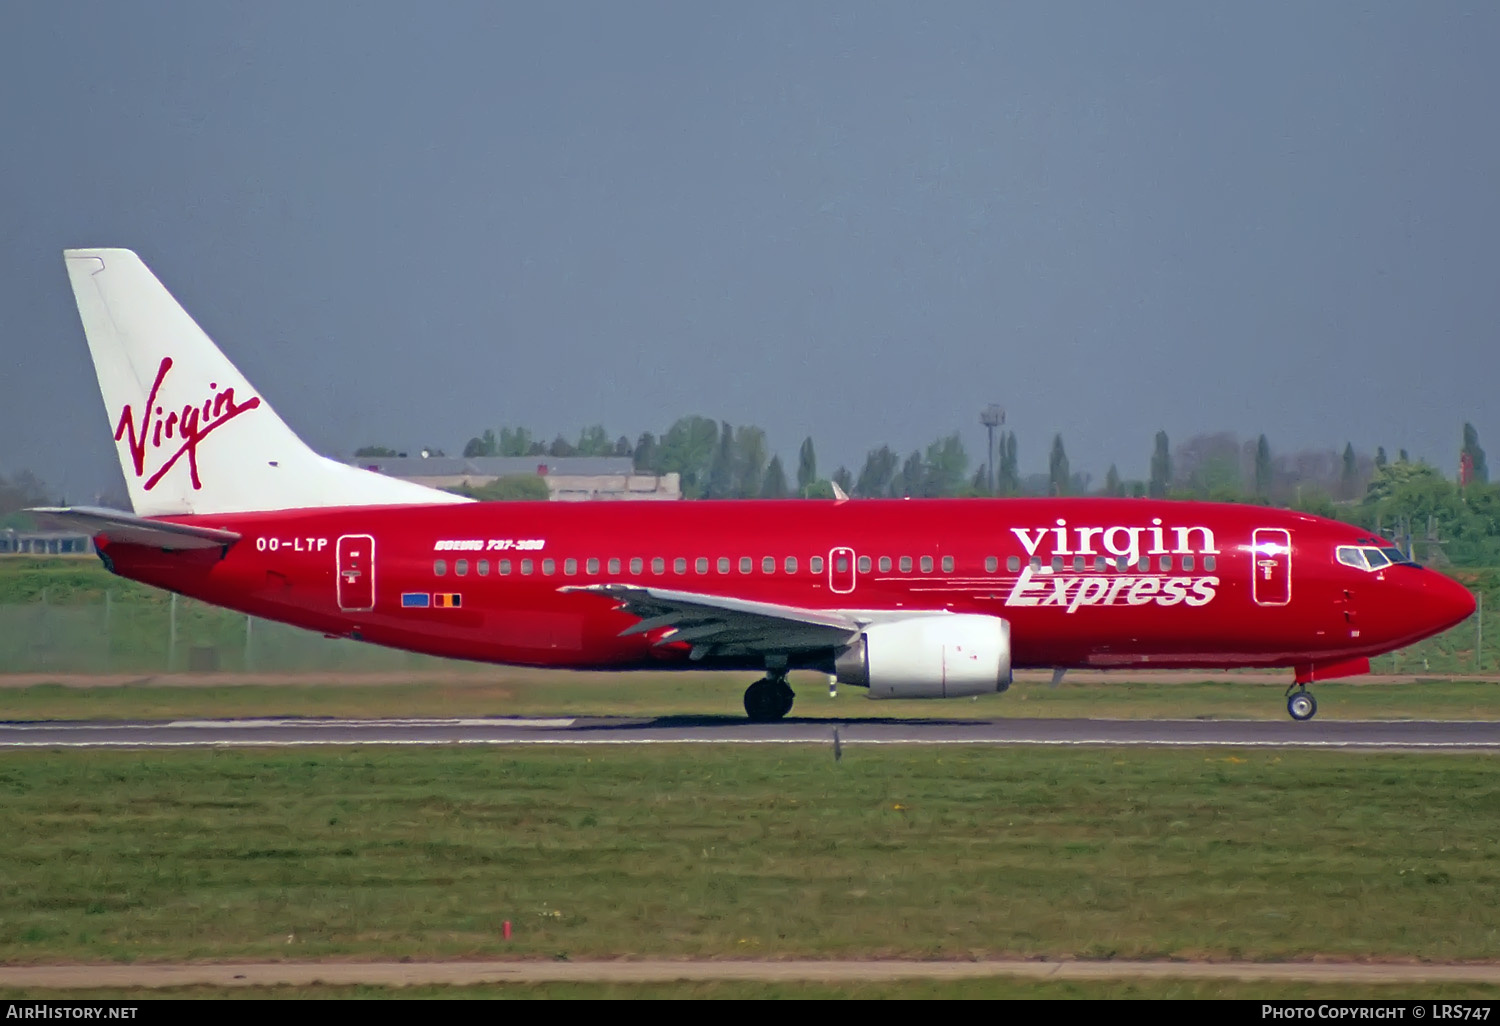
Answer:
[96,497,1475,679]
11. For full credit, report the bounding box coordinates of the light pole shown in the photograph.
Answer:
[980,405,1004,495]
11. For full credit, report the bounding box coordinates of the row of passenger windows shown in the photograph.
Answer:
[432,553,1217,577]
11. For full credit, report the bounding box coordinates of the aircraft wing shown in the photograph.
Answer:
[27,506,241,551]
[562,583,863,658]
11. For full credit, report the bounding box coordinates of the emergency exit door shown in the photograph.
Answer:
[1252,528,1291,607]
[337,534,376,611]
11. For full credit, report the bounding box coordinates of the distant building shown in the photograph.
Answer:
[350,455,681,501]
[0,529,94,555]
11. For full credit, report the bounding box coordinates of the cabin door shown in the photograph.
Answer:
[337,534,376,611]
[1251,528,1291,607]
[828,546,857,594]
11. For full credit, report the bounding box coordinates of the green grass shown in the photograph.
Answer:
[7,981,1500,999]
[4,672,1500,722]
[3,746,1500,965]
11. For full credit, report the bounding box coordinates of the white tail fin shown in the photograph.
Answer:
[64,249,470,515]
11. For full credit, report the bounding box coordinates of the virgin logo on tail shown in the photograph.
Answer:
[114,357,261,491]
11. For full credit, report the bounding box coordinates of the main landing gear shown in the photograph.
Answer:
[744,674,795,722]
[1286,685,1318,722]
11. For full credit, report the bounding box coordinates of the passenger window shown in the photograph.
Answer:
[695,557,708,574]
[899,556,912,573]
[1115,556,1128,571]
[1029,557,1040,571]
[942,556,954,573]
[762,556,775,573]
[1051,556,1063,572]
[985,556,998,573]
[1158,556,1172,571]
[542,558,556,575]
[1095,556,1107,571]
[920,556,933,573]
[786,556,799,573]
[499,559,511,575]
[879,556,892,572]
[811,556,825,574]
[564,558,577,576]
[673,557,686,574]
[434,559,447,576]
[739,556,752,574]
[652,557,665,574]
[1182,555,1194,572]
[1204,556,1216,572]
[629,557,642,574]
[1136,556,1150,571]
[857,555,870,573]
[478,559,490,576]
[587,558,600,574]
[456,559,469,576]
[718,557,730,574]
[1073,555,1085,572]
[1008,556,1021,573]
[520,558,533,575]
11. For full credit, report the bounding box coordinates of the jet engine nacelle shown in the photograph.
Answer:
[833,614,1012,699]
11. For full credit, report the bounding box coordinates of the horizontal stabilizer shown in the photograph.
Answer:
[28,506,241,551]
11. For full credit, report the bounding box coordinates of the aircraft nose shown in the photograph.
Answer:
[1421,572,1477,633]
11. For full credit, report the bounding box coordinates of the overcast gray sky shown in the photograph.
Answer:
[2,2,1496,500]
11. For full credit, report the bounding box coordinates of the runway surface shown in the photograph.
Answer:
[4,715,1500,749]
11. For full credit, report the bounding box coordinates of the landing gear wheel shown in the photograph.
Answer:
[1287,690,1318,721]
[744,677,795,722]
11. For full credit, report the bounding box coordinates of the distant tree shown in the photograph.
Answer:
[998,432,1019,494]
[797,437,817,496]
[761,455,789,498]
[707,420,737,498]
[1104,464,1123,497]
[832,465,853,496]
[1254,435,1273,499]
[1399,449,1410,463]
[354,445,398,458]
[897,450,924,497]
[547,435,576,458]
[855,445,898,498]
[576,424,612,457]
[734,426,768,497]
[1341,442,1359,500]
[1048,434,1070,496]
[1375,446,1388,469]
[922,433,968,497]
[463,429,499,458]
[633,431,659,474]
[1463,422,1489,484]
[499,427,535,457]
[659,416,719,497]
[614,435,634,458]
[1149,431,1171,498]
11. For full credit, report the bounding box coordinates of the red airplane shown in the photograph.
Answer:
[38,249,1476,722]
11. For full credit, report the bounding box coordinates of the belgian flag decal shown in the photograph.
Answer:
[432,593,462,608]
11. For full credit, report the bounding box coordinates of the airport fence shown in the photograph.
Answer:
[0,588,1496,677]
[0,592,475,675]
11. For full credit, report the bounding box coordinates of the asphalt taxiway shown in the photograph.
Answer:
[3,715,1500,750]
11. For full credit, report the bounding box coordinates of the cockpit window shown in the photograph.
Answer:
[1339,544,1413,571]
[1336,546,1369,571]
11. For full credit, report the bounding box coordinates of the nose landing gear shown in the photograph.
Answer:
[1286,686,1318,721]
[744,674,795,722]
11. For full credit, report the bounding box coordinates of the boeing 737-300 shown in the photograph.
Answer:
[34,249,1477,721]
